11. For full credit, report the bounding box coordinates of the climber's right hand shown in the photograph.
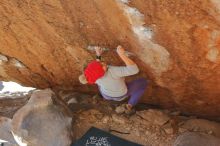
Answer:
[116,45,125,56]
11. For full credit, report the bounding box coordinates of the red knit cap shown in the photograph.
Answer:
[84,61,105,84]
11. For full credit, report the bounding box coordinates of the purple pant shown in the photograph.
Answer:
[100,78,148,106]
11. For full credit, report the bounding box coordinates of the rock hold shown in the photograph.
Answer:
[10,58,26,68]
[0,54,8,63]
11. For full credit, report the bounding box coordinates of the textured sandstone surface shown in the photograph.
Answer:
[0,0,220,118]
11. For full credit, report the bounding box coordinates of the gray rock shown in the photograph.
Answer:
[173,132,220,146]
[11,89,72,146]
[0,117,18,146]
[180,119,220,137]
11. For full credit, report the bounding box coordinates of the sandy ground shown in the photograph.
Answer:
[62,92,220,146]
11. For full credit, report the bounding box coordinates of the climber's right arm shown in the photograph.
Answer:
[110,45,139,77]
[117,45,136,66]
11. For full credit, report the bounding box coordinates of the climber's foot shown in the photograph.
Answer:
[125,104,136,115]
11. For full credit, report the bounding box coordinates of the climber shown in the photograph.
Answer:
[79,45,148,113]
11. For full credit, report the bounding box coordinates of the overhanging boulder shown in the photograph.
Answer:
[0,0,220,119]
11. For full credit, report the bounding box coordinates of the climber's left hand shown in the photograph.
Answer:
[95,46,103,56]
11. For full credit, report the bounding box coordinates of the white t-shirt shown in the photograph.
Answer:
[96,65,139,97]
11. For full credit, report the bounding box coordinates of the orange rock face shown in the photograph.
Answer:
[0,0,220,119]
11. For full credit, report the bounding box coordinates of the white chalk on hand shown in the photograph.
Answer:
[87,46,135,57]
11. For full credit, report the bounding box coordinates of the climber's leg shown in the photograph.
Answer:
[126,78,148,107]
